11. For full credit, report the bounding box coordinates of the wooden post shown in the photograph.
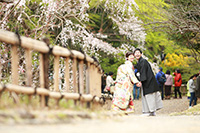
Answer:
[25,49,32,104]
[65,58,70,92]
[54,55,60,92]
[11,45,19,84]
[94,66,101,97]
[72,58,77,93]
[90,64,94,96]
[39,53,45,107]
[89,64,95,108]
[86,62,90,108]
[79,60,84,94]
[86,62,90,94]
[94,66,97,96]
[78,60,84,107]
[25,49,32,86]
[39,54,45,89]
[92,65,101,109]
[11,45,20,104]
[39,38,51,107]
[97,69,102,97]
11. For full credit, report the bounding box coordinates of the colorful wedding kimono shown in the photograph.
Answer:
[112,60,139,110]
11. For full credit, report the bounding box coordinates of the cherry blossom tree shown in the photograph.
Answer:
[0,0,159,85]
[0,0,147,56]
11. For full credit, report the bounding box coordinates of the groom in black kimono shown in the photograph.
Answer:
[134,48,163,116]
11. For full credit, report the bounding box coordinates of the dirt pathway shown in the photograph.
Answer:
[1,96,200,133]
[134,96,189,114]
[1,115,200,133]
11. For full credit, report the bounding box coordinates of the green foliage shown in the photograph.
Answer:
[144,32,173,62]
[133,0,200,83]
[100,53,125,79]
[132,0,172,64]
[170,103,200,116]
[89,0,103,8]
[181,58,200,82]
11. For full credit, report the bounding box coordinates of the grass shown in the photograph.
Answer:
[0,91,107,124]
[0,91,74,110]
[0,91,92,110]
[170,104,200,116]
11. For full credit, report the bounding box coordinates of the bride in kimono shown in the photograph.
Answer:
[112,52,141,111]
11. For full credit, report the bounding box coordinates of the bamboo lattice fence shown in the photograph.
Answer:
[0,29,104,108]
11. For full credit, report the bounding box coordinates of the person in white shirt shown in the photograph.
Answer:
[188,74,198,108]
[105,72,114,93]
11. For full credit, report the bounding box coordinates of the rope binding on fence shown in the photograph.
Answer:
[15,29,21,46]
[33,87,37,95]
[59,94,64,101]
[42,37,54,55]
[78,93,82,101]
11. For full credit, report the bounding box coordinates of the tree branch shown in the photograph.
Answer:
[0,0,13,3]
[0,0,21,25]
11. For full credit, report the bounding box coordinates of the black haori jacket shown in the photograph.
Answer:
[135,57,160,96]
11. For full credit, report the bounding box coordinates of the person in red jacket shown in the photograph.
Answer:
[174,69,182,99]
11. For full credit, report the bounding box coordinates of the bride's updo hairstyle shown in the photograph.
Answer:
[125,52,134,60]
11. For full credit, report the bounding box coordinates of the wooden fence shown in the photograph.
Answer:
[0,29,104,108]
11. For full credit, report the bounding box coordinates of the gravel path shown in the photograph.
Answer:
[133,96,189,115]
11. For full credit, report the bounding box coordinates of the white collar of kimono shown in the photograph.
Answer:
[125,60,133,68]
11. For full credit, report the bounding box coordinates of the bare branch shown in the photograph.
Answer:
[0,0,13,3]
[0,0,21,24]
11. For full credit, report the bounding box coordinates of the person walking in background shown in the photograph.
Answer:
[133,69,140,100]
[188,74,198,108]
[133,84,140,100]
[155,67,166,100]
[112,52,141,112]
[134,48,163,116]
[164,70,173,99]
[173,69,182,99]
[105,72,114,93]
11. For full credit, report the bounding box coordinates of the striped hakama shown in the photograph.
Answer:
[141,86,163,113]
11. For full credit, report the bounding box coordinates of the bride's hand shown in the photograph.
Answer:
[136,82,141,87]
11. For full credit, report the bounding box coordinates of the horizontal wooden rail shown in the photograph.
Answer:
[0,29,101,69]
[52,46,95,64]
[0,84,103,103]
[0,29,49,53]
